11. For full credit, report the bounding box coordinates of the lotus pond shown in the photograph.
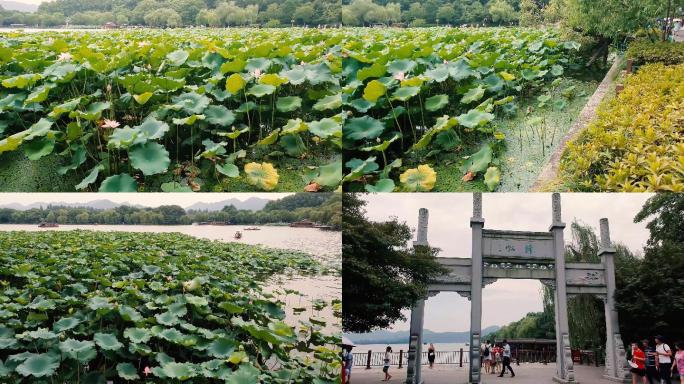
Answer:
[0,230,341,382]
[0,29,343,192]
[340,27,593,192]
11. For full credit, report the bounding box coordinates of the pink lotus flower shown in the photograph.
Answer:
[252,69,262,78]
[394,72,405,81]
[443,59,448,64]
[101,119,120,129]
[143,367,152,376]
[57,52,72,62]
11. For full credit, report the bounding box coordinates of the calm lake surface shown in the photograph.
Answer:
[0,224,341,331]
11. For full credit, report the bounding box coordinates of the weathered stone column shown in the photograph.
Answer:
[550,193,575,383]
[599,218,630,383]
[469,193,484,384]
[406,208,429,384]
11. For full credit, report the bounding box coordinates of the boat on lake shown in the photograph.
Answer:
[234,231,242,239]
[243,227,260,230]
[38,222,59,228]
[289,219,316,228]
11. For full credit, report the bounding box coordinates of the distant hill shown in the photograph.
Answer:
[345,326,501,345]
[0,0,39,12]
[0,198,270,211]
[0,199,125,210]
[185,197,270,212]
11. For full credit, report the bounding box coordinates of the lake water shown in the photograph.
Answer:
[0,224,342,331]
[354,342,469,353]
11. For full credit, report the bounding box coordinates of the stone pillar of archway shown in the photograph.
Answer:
[406,208,429,384]
[551,193,575,383]
[468,193,484,384]
[599,218,630,383]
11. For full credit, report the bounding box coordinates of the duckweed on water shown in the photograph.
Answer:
[0,230,340,383]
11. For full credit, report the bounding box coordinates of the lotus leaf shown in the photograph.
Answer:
[129,142,170,176]
[15,354,59,377]
[400,164,436,192]
[116,362,140,380]
[99,174,138,192]
[243,162,279,190]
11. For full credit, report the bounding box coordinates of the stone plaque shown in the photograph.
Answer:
[482,230,554,260]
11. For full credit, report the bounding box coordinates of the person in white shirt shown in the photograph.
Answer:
[481,340,492,374]
[498,340,515,378]
[382,346,392,381]
[655,335,673,384]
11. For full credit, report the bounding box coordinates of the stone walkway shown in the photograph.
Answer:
[348,363,620,384]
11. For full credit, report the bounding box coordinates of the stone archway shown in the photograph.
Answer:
[404,193,630,384]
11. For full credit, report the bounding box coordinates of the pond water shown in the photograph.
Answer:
[0,224,342,331]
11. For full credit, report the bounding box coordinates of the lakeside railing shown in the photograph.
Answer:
[351,347,603,369]
[352,349,470,368]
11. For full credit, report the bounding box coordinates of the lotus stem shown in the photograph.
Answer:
[387,98,404,150]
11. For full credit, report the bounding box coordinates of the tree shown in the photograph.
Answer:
[488,0,518,24]
[342,193,446,333]
[144,8,182,27]
[616,193,684,344]
[293,4,314,24]
[519,0,542,26]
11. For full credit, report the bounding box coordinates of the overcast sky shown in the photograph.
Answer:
[8,0,45,4]
[0,193,291,208]
[360,193,653,333]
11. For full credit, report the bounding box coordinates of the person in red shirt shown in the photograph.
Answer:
[631,342,647,384]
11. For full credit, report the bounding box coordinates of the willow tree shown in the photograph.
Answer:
[543,221,637,349]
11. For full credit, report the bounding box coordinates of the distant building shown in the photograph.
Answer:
[103,22,118,29]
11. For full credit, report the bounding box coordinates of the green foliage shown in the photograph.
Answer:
[342,193,446,332]
[560,63,684,191]
[343,27,583,192]
[617,194,684,344]
[627,41,684,66]
[0,230,339,382]
[0,192,342,228]
[0,29,342,191]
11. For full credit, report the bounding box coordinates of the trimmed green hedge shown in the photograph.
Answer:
[626,41,684,66]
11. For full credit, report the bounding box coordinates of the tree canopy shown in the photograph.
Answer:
[0,193,341,228]
[342,193,446,333]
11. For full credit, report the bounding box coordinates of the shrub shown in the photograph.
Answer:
[560,63,684,192]
[626,41,684,66]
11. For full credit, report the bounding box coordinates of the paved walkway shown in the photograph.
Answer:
[349,363,619,384]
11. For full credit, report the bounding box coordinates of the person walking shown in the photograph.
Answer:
[630,342,647,384]
[673,342,684,384]
[642,339,659,384]
[428,343,436,369]
[656,336,673,384]
[499,340,515,378]
[343,345,354,384]
[482,340,492,374]
[382,346,392,381]
[493,343,502,374]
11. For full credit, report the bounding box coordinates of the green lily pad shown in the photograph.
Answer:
[343,116,385,141]
[94,332,123,351]
[365,178,395,192]
[216,162,240,178]
[204,105,235,126]
[460,85,485,104]
[484,166,501,191]
[167,50,189,66]
[208,337,236,358]
[312,94,342,111]
[99,174,138,192]
[457,109,495,129]
[391,86,420,101]
[117,362,140,380]
[462,145,492,174]
[129,142,170,176]
[276,96,301,112]
[162,362,197,380]
[247,84,276,98]
[308,118,341,139]
[424,94,448,111]
[15,353,59,377]
[314,160,342,187]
